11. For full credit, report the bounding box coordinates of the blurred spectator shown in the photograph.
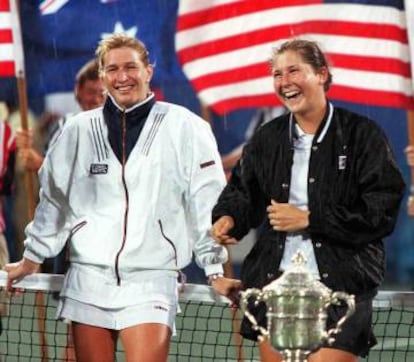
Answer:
[405,145,414,216]
[0,114,16,334]
[3,100,36,261]
[221,107,286,179]
[16,59,105,173]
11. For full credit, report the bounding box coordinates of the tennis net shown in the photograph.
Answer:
[1,271,414,361]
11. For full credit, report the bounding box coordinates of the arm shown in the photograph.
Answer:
[212,140,267,240]
[186,117,228,276]
[21,120,79,264]
[16,129,44,172]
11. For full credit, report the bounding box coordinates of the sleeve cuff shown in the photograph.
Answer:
[204,263,225,277]
[23,249,45,264]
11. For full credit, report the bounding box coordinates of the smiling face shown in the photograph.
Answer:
[101,46,153,109]
[272,49,329,123]
[272,49,328,118]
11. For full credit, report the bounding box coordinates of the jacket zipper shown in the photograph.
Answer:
[115,111,129,286]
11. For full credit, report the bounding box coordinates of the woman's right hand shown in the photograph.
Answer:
[210,276,243,307]
[3,258,40,292]
[210,216,237,245]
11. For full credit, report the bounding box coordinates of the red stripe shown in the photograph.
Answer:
[0,0,10,12]
[210,87,414,115]
[178,21,407,62]
[39,0,56,13]
[328,54,410,78]
[0,61,15,77]
[187,55,410,92]
[0,29,13,43]
[178,0,322,31]
[328,85,414,110]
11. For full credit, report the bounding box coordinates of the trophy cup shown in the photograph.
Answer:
[240,251,355,362]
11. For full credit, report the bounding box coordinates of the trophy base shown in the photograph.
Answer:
[281,349,311,362]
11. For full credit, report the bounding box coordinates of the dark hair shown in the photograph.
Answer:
[270,39,333,91]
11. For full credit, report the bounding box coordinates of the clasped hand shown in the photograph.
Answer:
[267,199,309,232]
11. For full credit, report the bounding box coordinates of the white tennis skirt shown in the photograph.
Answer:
[56,275,179,331]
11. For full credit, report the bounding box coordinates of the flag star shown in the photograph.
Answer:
[101,21,138,39]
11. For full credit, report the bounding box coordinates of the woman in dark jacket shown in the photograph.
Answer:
[209,39,405,362]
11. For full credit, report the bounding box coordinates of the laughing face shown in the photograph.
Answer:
[272,50,328,117]
[101,46,153,109]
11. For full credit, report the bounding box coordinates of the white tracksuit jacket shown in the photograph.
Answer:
[23,99,228,307]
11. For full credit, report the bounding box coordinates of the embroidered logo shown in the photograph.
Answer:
[154,305,169,312]
[338,155,347,170]
[90,164,108,174]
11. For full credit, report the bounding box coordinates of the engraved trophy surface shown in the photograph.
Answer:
[240,251,355,362]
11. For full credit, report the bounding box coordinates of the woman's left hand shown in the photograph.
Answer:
[267,199,310,232]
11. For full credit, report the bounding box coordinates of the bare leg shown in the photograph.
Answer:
[61,324,76,362]
[119,323,172,362]
[71,322,117,362]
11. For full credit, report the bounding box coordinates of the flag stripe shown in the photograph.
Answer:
[178,0,323,30]
[0,44,13,60]
[0,0,25,78]
[0,61,15,77]
[0,29,12,43]
[178,21,406,63]
[0,0,10,12]
[188,55,411,93]
[176,4,404,49]
[0,12,12,29]
[195,69,412,106]
[39,0,69,15]
[176,1,413,113]
[181,35,410,81]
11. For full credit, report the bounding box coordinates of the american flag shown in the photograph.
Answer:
[176,0,413,114]
[0,0,24,78]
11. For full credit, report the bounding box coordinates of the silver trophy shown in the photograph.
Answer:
[240,252,355,362]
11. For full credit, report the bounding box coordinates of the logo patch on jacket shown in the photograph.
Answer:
[200,160,215,169]
[90,163,108,174]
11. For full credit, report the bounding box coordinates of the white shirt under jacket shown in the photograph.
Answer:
[23,100,228,308]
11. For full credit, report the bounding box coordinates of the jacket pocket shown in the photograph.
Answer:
[158,219,178,266]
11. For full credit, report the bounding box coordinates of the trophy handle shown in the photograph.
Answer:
[325,291,356,344]
[240,288,270,339]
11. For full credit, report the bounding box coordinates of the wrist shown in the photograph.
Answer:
[207,273,224,286]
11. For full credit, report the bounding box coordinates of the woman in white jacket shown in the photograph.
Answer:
[4,33,229,362]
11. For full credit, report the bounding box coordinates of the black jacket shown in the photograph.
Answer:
[213,104,405,298]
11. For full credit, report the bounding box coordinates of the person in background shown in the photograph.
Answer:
[210,38,405,362]
[221,107,286,180]
[3,100,37,261]
[0,115,16,336]
[405,145,414,216]
[4,33,227,362]
[16,58,105,173]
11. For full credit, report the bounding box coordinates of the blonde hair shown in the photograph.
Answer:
[95,33,150,71]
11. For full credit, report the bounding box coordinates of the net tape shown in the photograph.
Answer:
[1,271,414,361]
